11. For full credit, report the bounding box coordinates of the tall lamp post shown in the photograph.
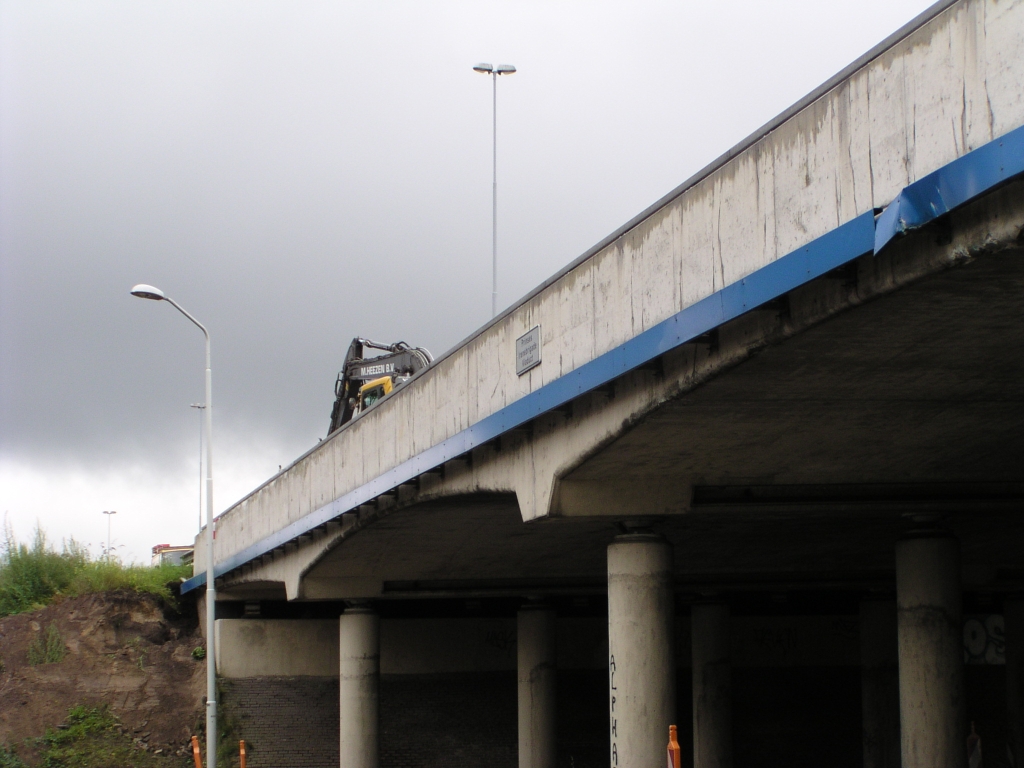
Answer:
[130,284,218,768]
[473,62,516,317]
[102,510,116,562]
[190,403,205,533]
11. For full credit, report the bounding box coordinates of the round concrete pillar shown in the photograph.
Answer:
[1006,596,1024,767]
[860,599,900,768]
[518,605,557,768]
[895,532,965,768]
[691,603,732,768]
[339,606,380,768]
[607,533,675,768]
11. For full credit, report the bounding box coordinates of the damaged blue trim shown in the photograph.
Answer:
[183,125,1024,594]
[875,123,1024,252]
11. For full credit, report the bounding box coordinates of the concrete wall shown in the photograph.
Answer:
[196,0,1024,575]
[215,619,338,677]
[215,615,862,679]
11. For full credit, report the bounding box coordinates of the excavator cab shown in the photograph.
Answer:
[358,376,393,410]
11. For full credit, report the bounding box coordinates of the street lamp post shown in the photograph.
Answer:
[473,62,516,317]
[130,284,218,768]
[102,510,116,562]
[190,403,205,533]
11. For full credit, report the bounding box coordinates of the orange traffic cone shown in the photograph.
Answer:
[667,725,681,768]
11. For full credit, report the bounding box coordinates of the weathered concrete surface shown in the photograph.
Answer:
[895,533,965,768]
[215,619,339,678]
[607,535,675,768]
[517,606,557,768]
[339,608,380,768]
[197,0,1024,593]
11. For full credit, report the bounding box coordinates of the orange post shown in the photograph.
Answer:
[239,740,247,768]
[667,725,681,768]
[191,735,203,768]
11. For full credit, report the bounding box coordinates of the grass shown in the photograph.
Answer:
[34,705,187,768]
[0,745,26,768]
[0,523,192,618]
[0,706,192,768]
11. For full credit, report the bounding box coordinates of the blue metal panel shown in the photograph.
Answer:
[875,123,1024,252]
[182,125,1024,595]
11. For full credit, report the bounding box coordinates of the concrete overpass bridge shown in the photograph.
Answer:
[184,1,1024,766]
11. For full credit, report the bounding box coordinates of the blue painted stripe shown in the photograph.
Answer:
[183,125,1024,594]
[875,123,1024,252]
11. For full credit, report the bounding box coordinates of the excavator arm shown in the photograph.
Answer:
[327,337,432,436]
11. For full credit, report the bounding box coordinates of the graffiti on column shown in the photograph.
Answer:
[963,615,1004,664]
[609,654,618,766]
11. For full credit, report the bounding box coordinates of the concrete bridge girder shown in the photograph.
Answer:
[217,177,1024,603]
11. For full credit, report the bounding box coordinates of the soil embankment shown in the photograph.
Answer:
[0,589,205,764]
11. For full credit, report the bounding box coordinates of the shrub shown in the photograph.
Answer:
[0,524,86,616]
[27,622,66,665]
[0,521,191,618]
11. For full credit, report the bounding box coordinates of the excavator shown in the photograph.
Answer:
[327,338,433,436]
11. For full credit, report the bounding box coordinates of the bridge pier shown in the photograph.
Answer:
[895,531,965,768]
[691,603,733,768]
[339,605,380,768]
[1007,596,1024,767]
[607,533,675,768]
[860,599,900,768]
[517,604,557,768]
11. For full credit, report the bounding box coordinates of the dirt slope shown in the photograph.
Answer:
[0,590,205,762]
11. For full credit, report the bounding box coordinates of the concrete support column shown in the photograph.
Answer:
[607,533,675,768]
[1006,596,1024,768]
[691,603,732,768]
[339,606,380,768]
[895,532,965,768]
[518,605,557,768]
[860,599,900,768]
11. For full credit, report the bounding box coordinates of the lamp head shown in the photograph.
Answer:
[130,284,165,301]
[495,64,516,75]
[472,63,493,74]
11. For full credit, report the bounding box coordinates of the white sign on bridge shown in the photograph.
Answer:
[516,326,541,376]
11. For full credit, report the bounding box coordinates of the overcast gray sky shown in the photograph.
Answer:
[0,0,937,562]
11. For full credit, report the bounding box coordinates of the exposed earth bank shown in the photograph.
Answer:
[0,589,205,765]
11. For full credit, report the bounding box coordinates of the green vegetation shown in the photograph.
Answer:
[30,705,186,768]
[0,745,26,768]
[0,523,192,618]
[27,622,66,665]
